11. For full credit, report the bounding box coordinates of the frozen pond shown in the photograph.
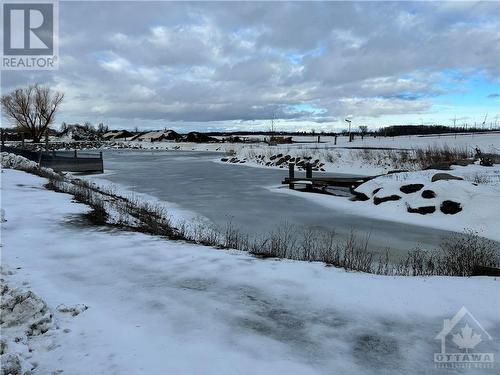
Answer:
[94,150,457,259]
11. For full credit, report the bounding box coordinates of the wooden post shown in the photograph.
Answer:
[45,131,49,151]
[317,135,320,143]
[334,135,337,145]
[100,151,104,173]
[21,132,25,147]
[306,162,312,191]
[1,128,4,148]
[74,150,77,158]
[288,163,295,189]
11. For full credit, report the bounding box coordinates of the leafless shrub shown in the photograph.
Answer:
[413,145,472,169]
[398,247,438,276]
[398,230,500,276]
[439,230,500,276]
[464,173,491,185]
[376,248,392,276]
[342,231,373,273]
[223,220,248,250]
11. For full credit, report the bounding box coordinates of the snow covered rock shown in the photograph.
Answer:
[421,189,436,199]
[373,194,401,205]
[431,172,463,182]
[399,183,424,194]
[440,200,462,215]
[407,204,436,215]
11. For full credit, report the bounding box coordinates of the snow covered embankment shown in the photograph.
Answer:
[353,164,500,242]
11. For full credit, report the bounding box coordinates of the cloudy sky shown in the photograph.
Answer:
[2,1,500,132]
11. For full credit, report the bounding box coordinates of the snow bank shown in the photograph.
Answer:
[1,152,58,179]
[1,268,55,374]
[1,152,39,171]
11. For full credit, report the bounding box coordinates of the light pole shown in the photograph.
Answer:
[345,119,352,142]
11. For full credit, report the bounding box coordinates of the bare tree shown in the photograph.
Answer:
[84,121,95,132]
[97,123,108,134]
[359,125,368,139]
[1,84,64,143]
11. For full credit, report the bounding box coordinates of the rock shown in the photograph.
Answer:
[276,153,283,158]
[407,205,436,215]
[275,158,286,166]
[220,158,228,162]
[421,190,436,199]
[440,200,462,214]
[399,183,424,194]
[454,159,474,167]
[425,162,452,170]
[372,187,382,195]
[270,155,277,160]
[284,155,291,161]
[431,173,463,182]
[350,188,370,201]
[373,195,401,205]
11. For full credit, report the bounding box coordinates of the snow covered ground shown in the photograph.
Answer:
[1,168,499,374]
[213,133,500,175]
[272,163,500,243]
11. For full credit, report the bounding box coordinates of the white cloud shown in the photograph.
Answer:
[2,1,499,131]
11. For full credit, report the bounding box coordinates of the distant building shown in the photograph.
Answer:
[132,130,182,142]
[102,130,134,141]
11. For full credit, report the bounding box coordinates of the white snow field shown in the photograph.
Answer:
[1,169,500,374]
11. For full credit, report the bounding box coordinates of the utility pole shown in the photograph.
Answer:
[345,118,352,142]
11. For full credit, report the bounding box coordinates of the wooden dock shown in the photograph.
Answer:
[282,163,376,192]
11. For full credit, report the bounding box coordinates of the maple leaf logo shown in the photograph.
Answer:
[452,324,482,352]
